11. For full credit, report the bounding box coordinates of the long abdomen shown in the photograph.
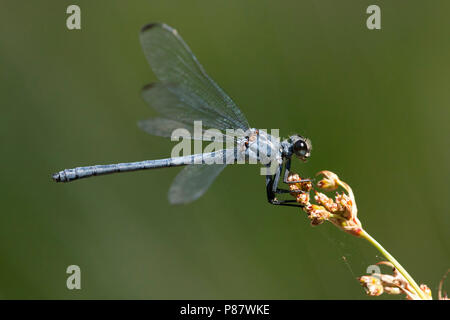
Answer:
[52,153,207,183]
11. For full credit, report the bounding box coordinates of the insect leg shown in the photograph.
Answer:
[266,162,305,207]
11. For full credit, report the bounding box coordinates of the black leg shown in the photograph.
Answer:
[272,162,282,193]
[282,158,312,184]
[266,162,305,208]
[266,166,277,203]
[269,199,306,207]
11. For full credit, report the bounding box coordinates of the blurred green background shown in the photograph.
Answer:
[0,0,448,299]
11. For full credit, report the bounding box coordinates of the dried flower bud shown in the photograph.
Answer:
[289,181,301,195]
[300,181,312,192]
[420,284,432,299]
[359,261,433,300]
[316,170,340,191]
[314,192,337,213]
[288,170,363,236]
[384,286,402,295]
[305,204,330,226]
[287,173,301,183]
[287,174,313,193]
[296,193,310,206]
[335,193,354,219]
[358,276,384,296]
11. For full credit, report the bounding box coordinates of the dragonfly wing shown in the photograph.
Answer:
[168,148,237,204]
[138,117,234,142]
[141,83,245,131]
[168,163,227,204]
[140,23,250,131]
[138,117,189,138]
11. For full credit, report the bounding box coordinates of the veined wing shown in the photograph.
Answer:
[169,163,227,204]
[138,117,241,142]
[168,148,237,204]
[139,23,250,131]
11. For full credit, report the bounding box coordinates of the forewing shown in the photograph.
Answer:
[138,117,234,142]
[138,117,188,138]
[139,23,250,131]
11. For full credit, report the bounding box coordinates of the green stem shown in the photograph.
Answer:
[360,229,427,300]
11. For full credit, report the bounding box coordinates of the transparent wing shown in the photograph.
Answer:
[138,117,239,142]
[169,163,227,204]
[141,83,247,131]
[168,148,238,204]
[138,117,200,139]
[139,23,250,131]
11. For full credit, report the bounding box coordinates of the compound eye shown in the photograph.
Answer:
[294,140,308,158]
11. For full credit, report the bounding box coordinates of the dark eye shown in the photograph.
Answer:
[294,140,308,158]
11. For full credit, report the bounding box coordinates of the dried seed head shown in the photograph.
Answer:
[289,181,301,193]
[300,180,313,192]
[384,286,402,295]
[289,170,362,236]
[314,192,337,213]
[420,284,432,299]
[296,193,310,206]
[287,174,313,193]
[358,276,384,296]
[316,170,340,191]
[305,204,330,226]
[359,261,433,300]
[287,173,301,182]
[335,193,354,219]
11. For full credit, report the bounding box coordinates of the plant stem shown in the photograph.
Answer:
[359,229,427,300]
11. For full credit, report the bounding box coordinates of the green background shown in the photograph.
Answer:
[0,0,448,299]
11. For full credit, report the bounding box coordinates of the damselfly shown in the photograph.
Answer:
[52,23,312,206]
